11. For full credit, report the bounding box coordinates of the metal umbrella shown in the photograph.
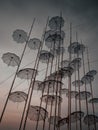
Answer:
[9,91,27,102]
[48,16,64,30]
[17,68,38,80]
[2,52,20,67]
[28,106,48,121]
[28,38,41,50]
[12,29,28,43]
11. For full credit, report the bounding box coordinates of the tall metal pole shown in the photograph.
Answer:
[0,18,35,123]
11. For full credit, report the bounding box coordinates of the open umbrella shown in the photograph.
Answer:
[17,68,38,80]
[48,16,64,30]
[76,91,91,100]
[9,91,27,102]
[28,38,41,50]
[12,29,28,43]
[2,52,20,67]
[28,106,48,121]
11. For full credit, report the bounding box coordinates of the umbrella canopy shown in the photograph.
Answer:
[81,74,94,84]
[70,58,82,71]
[68,42,85,54]
[66,91,78,98]
[72,80,84,87]
[9,91,27,102]
[17,68,38,80]
[88,98,98,103]
[45,30,65,49]
[60,66,74,77]
[86,70,97,77]
[39,50,54,63]
[66,111,84,123]
[76,91,91,100]
[41,95,62,105]
[28,38,41,50]
[2,52,20,67]
[57,117,67,127]
[61,60,70,68]
[83,115,98,125]
[28,106,48,121]
[38,80,63,93]
[48,16,64,30]
[12,29,28,43]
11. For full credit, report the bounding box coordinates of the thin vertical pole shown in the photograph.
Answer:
[22,17,49,130]
[86,47,96,130]
[81,42,90,130]
[68,23,72,130]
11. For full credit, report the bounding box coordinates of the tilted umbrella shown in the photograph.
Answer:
[72,80,84,87]
[66,111,84,123]
[70,58,82,71]
[45,30,65,49]
[39,50,54,63]
[66,91,78,98]
[83,114,98,125]
[2,52,20,67]
[41,95,62,105]
[68,42,85,55]
[9,91,27,102]
[76,91,91,100]
[81,74,94,84]
[88,98,98,103]
[38,80,63,93]
[28,106,48,121]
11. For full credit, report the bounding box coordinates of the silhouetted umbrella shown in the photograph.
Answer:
[66,111,84,123]
[2,52,20,67]
[70,58,82,70]
[86,70,97,77]
[28,106,48,121]
[28,38,41,50]
[48,16,64,30]
[66,91,78,98]
[60,66,74,77]
[17,68,38,80]
[12,29,28,43]
[81,74,94,84]
[45,30,65,49]
[9,91,27,102]
[38,80,63,93]
[83,115,98,125]
[68,42,85,54]
[72,80,84,87]
[39,50,54,63]
[76,91,91,100]
[89,98,98,103]
[41,95,62,105]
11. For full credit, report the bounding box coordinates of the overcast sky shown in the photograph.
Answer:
[0,0,98,130]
